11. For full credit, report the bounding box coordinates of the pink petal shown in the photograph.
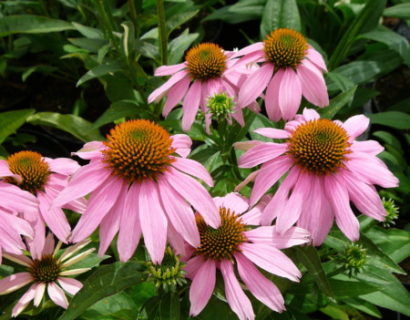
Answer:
[139,180,168,264]
[241,195,271,225]
[306,47,327,71]
[57,277,83,296]
[12,283,37,317]
[184,255,204,279]
[189,259,216,316]
[278,68,302,120]
[72,141,105,160]
[167,223,187,256]
[297,59,329,107]
[250,156,293,206]
[118,184,142,262]
[53,161,111,208]
[0,272,32,294]
[71,177,125,242]
[45,158,80,176]
[351,140,384,156]
[245,226,310,249]
[171,134,192,158]
[172,157,213,187]
[238,63,274,108]
[238,142,287,168]
[265,71,283,121]
[182,81,202,131]
[241,242,301,281]
[235,253,285,312]
[0,160,18,178]
[324,175,360,242]
[0,212,33,239]
[214,192,249,215]
[158,179,200,247]
[302,108,320,121]
[33,283,46,307]
[0,182,37,213]
[47,282,68,309]
[220,260,255,320]
[253,128,290,139]
[232,42,264,58]
[162,76,191,117]
[148,70,189,103]
[165,167,220,228]
[343,115,370,139]
[155,62,186,76]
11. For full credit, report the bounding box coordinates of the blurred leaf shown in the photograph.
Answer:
[373,131,403,151]
[27,112,103,142]
[328,0,387,69]
[344,298,382,318]
[68,38,107,52]
[0,15,74,37]
[58,261,144,320]
[168,30,199,64]
[360,26,410,66]
[384,3,410,19]
[92,101,140,129]
[0,109,35,144]
[320,305,349,320]
[166,9,199,35]
[329,279,379,298]
[72,22,104,39]
[21,65,58,82]
[368,111,410,129]
[77,62,122,86]
[203,0,265,24]
[295,246,334,298]
[325,72,356,93]
[260,0,301,38]
[320,85,357,119]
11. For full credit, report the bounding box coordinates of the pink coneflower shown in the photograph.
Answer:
[237,108,399,245]
[0,151,85,257]
[53,119,219,263]
[0,234,93,317]
[184,192,310,319]
[234,28,329,121]
[148,43,248,131]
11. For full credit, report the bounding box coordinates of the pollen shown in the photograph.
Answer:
[7,151,50,194]
[29,255,61,283]
[288,119,351,175]
[264,28,308,68]
[186,43,227,81]
[103,119,175,183]
[195,208,247,260]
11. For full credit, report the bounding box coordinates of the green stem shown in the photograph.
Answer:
[96,0,120,53]
[128,0,140,37]
[156,0,168,65]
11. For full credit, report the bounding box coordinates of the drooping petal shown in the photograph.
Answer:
[47,282,69,309]
[0,272,32,294]
[297,59,329,107]
[245,226,310,249]
[33,283,46,307]
[182,81,202,131]
[306,47,327,71]
[342,115,370,140]
[57,277,83,296]
[189,259,216,316]
[155,62,186,76]
[238,142,287,168]
[45,158,80,175]
[71,141,105,160]
[220,260,255,320]
[351,140,384,156]
[148,70,189,103]
[265,70,283,121]
[162,76,191,117]
[302,108,320,121]
[232,42,264,58]
[235,253,285,312]
[172,157,213,187]
[253,128,290,139]
[213,192,249,215]
[0,182,37,213]
[238,63,274,108]
[278,68,302,120]
[184,255,204,279]
[12,283,37,317]
[171,134,192,158]
[139,180,168,264]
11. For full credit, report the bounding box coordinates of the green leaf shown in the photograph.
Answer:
[72,22,104,39]
[368,111,410,129]
[203,0,265,24]
[166,9,199,35]
[0,15,74,37]
[295,246,334,298]
[360,26,410,66]
[77,62,122,86]
[260,0,301,38]
[344,298,382,318]
[0,109,35,144]
[92,101,141,129]
[328,0,387,69]
[329,279,379,298]
[384,3,410,19]
[168,30,199,64]
[58,261,144,320]
[320,85,357,119]
[27,112,103,142]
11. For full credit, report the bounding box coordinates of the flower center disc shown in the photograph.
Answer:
[7,151,50,194]
[264,28,308,68]
[103,120,175,183]
[29,255,61,283]
[196,208,246,260]
[186,43,227,81]
[288,119,350,175]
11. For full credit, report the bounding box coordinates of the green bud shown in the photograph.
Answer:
[382,197,399,227]
[207,93,235,117]
[337,243,368,277]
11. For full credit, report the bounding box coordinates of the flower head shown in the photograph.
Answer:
[148,43,251,131]
[236,108,399,245]
[233,28,329,121]
[0,234,93,317]
[184,193,310,319]
[53,119,219,264]
[0,151,85,258]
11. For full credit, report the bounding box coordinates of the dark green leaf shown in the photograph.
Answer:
[0,109,35,144]
[77,62,122,86]
[320,85,357,119]
[27,112,103,142]
[168,30,199,64]
[203,0,265,24]
[0,15,74,37]
[384,3,410,19]
[260,0,301,38]
[329,279,379,298]
[92,101,141,129]
[368,111,410,129]
[58,261,144,320]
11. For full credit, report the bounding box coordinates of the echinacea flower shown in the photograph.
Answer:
[184,192,310,320]
[148,43,247,131]
[0,151,85,258]
[53,119,219,263]
[237,108,399,245]
[0,234,93,317]
[234,28,329,121]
